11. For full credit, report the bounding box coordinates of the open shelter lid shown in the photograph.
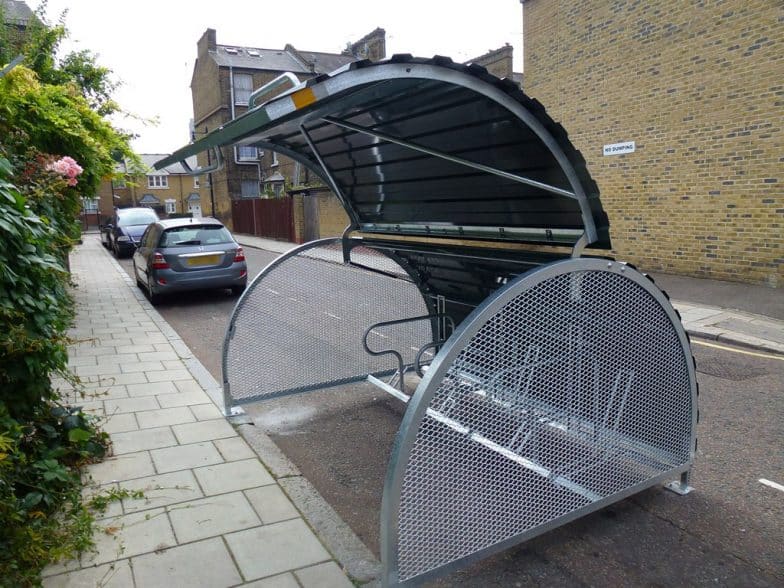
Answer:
[157,56,610,249]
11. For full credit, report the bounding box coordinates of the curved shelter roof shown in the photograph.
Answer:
[158,55,610,250]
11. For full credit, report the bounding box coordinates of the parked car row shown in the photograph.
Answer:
[101,209,247,305]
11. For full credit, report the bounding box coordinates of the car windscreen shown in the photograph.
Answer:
[117,210,158,226]
[159,225,234,247]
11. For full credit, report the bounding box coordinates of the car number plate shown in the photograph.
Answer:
[186,254,221,267]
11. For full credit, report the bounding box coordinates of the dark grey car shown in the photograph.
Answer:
[132,217,247,305]
[101,207,159,258]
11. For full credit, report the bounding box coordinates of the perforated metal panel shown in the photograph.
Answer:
[383,258,696,585]
[222,239,433,408]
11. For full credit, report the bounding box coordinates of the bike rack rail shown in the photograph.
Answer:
[158,56,697,587]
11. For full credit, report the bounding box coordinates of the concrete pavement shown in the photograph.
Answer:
[43,236,357,587]
[236,234,784,356]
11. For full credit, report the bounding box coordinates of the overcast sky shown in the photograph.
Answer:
[31,0,523,154]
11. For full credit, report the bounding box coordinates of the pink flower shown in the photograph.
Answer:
[46,156,83,186]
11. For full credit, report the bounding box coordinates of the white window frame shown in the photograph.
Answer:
[236,146,258,161]
[81,197,99,212]
[233,73,253,105]
[147,175,168,189]
[193,176,200,189]
[164,199,176,214]
[271,151,279,167]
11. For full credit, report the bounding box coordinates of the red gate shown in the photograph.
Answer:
[231,198,294,242]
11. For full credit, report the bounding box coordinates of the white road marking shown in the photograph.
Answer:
[759,478,784,493]
[266,288,280,295]
[324,312,342,320]
[370,330,389,339]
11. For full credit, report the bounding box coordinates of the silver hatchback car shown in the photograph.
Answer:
[132,217,247,305]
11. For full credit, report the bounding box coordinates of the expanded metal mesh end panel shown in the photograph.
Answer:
[384,259,696,585]
[223,239,432,407]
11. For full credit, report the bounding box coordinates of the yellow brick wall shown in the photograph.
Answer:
[316,193,350,238]
[524,0,783,287]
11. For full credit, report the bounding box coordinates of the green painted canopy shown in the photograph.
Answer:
[157,55,610,249]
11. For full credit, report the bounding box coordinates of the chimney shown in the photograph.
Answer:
[344,27,386,61]
[197,28,217,59]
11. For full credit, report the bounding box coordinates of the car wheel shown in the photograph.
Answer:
[147,284,161,306]
[112,241,121,258]
[231,285,246,296]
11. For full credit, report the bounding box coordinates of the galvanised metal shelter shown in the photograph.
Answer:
[157,56,697,587]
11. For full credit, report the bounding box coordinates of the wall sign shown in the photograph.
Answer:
[603,141,636,156]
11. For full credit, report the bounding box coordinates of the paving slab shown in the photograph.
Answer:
[43,560,133,587]
[242,573,300,588]
[100,412,139,434]
[168,491,261,543]
[83,508,176,566]
[150,441,224,473]
[131,538,242,588]
[126,380,178,397]
[120,469,203,513]
[194,458,275,495]
[295,562,355,588]
[214,436,257,461]
[225,519,331,581]
[136,406,196,429]
[244,485,300,525]
[85,452,155,485]
[172,418,237,444]
[110,426,177,455]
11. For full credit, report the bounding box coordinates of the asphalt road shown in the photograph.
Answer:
[116,247,784,587]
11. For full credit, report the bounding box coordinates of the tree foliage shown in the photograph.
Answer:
[0,3,137,582]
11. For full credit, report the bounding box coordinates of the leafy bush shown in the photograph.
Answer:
[0,402,110,585]
[0,157,73,418]
[1,7,140,583]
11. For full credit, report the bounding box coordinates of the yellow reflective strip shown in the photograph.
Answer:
[291,87,317,109]
[692,339,784,361]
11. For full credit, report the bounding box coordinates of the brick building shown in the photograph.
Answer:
[189,27,386,232]
[0,0,35,56]
[94,155,207,222]
[522,1,782,287]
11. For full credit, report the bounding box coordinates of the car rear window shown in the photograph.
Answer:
[159,225,234,247]
[117,209,158,226]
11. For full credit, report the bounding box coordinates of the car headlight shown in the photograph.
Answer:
[117,235,130,242]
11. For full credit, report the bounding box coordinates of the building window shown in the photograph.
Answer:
[273,183,284,197]
[147,175,168,188]
[114,177,126,188]
[237,146,258,161]
[233,73,253,105]
[165,199,176,214]
[81,197,98,212]
[240,180,260,198]
[193,176,200,188]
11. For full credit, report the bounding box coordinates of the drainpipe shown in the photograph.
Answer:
[205,129,216,217]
